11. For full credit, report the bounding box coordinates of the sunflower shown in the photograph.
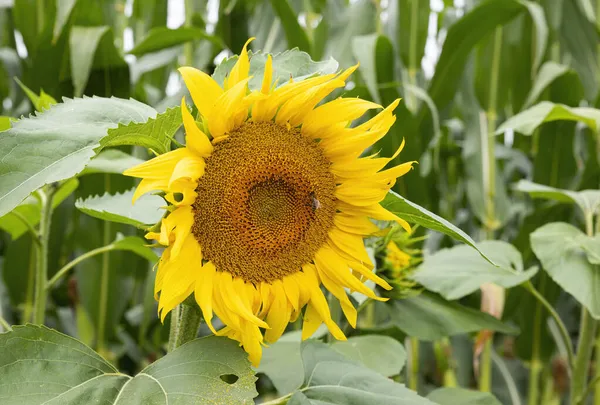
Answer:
[124,39,415,366]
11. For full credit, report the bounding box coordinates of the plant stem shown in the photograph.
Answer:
[571,307,598,405]
[527,276,544,405]
[595,334,600,405]
[479,339,493,392]
[33,185,56,325]
[24,246,37,323]
[184,0,195,66]
[97,175,111,353]
[433,338,458,387]
[584,374,600,405]
[36,0,44,35]
[167,303,201,352]
[408,337,420,391]
[523,281,574,370]
[46,244,116,289]
[11,211,42,246]
[0,303,11,332]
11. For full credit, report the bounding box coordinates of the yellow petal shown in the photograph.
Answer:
[181,97,213,157]
[221,272,269,328]
[282,275,300,311]
[131,178,168,203]
[315,263,357,328]
[168,156,205,188]
[335,182,389,206]
[302,98,381,138]
[328,227,373,267]
[261,54,273,94]
[157,234,201,321]
[226,38,254,90]
[334,214,379,235]
[178,67,224,118]
[164,206,194,257]
[338,202,412,233]
[208,78,250,138]
[264,280,292,343]
[124,148,190,180]
[195,261,218,334]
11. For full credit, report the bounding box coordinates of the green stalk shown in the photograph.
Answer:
[46,244,116,289]
[570,214,599,405]
[407,0,419,111]
[36,0,44,35]
[527,276,544,405]
[23,246,37,323]
[408,337,420,391]
[434,338,458,387]
[33,185,56,325]
[167,303,201,352]
[478,26,503,393]
[97,175,111,354]
[594,333,600,405]
[184,0,195,66]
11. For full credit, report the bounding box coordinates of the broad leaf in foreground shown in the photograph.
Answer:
[75,188,165,229]
[287,340,434,404]
[427,388,502,405]
[413,240,537,300]
[380,292,518,340]
[81,149,145,175]
[0,325,257,405]
[100,106,181,155]
[382,191,495,264]
[212,49,338,91]
[531,222,600,319]
[515,179,600,217]
[0,96,156,217]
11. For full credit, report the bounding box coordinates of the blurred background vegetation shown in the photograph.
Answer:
[1,0,600,404]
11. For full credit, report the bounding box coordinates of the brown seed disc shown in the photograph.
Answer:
[191,121,336,284]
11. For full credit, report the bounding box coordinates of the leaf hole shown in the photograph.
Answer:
[220,373,239,384]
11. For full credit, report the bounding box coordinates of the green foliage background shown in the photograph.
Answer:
[0,0,600,404]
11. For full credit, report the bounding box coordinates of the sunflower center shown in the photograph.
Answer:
[192,121,336,284]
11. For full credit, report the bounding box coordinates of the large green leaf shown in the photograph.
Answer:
[0,325,257,404]
[382,292,519,341]
[288,340,434,405]
[212,49,338,91]
[0,96,156,218]
[112,235,159,263]
[531,222,600,319]
[268,0,311,52]
[331,335,407,377]
[382,191,494,264]
[413,241,537,300]
[514,179,600,216]
[75,188,165,229]
[496,101,600,135]
[0,178,79,240]
[129,27,219,56]
[81,150,145,175]
[69,26,125,97]
[427,388,502,405]
[100,106,181,154]
[523,62,573,109]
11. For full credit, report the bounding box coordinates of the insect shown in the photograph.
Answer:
[309,192,321,211]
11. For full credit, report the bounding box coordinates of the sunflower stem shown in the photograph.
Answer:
[408,337,420,392]
[46,244,116,290]
[168,303,201,352]
[97,174,111,355]
[33,184,56,325]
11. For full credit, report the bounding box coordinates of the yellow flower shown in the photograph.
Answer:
[124,38,415,366]
[386,241,412,271]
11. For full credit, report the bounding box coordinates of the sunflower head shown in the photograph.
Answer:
[124,38,415,366]
[379,227,422,297]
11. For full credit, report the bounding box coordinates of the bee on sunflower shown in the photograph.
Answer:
[124,38,415,366]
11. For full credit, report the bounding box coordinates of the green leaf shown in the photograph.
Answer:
[427,0,526,111]
[521,1,548,74]
[81,149,145,175]
[69,26,110,97]
[258,339,305,395]
[129,27,219,56]
[496,101,600,135]
[112,235,158,263]
[0,96,156,218]
[381,191,495,265]
[0,116,10,131]
[394,0,430,70]
[212,49,338,91]
[14,77,57,111]
[130,46,181,83]
[100,106,181,154]
[0,178,79,240]
[75,188,165,229]
[531,222,600,319]
[0,325,257,404]
[269,0,311,52]
[53,0,78,42]
[514,179,600,216]
[523,62,572,109]
[383,292,519,340]
[413,241,537,300]
[289,340,434,405]
[331,335,406,377]
[427,388,502,405]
